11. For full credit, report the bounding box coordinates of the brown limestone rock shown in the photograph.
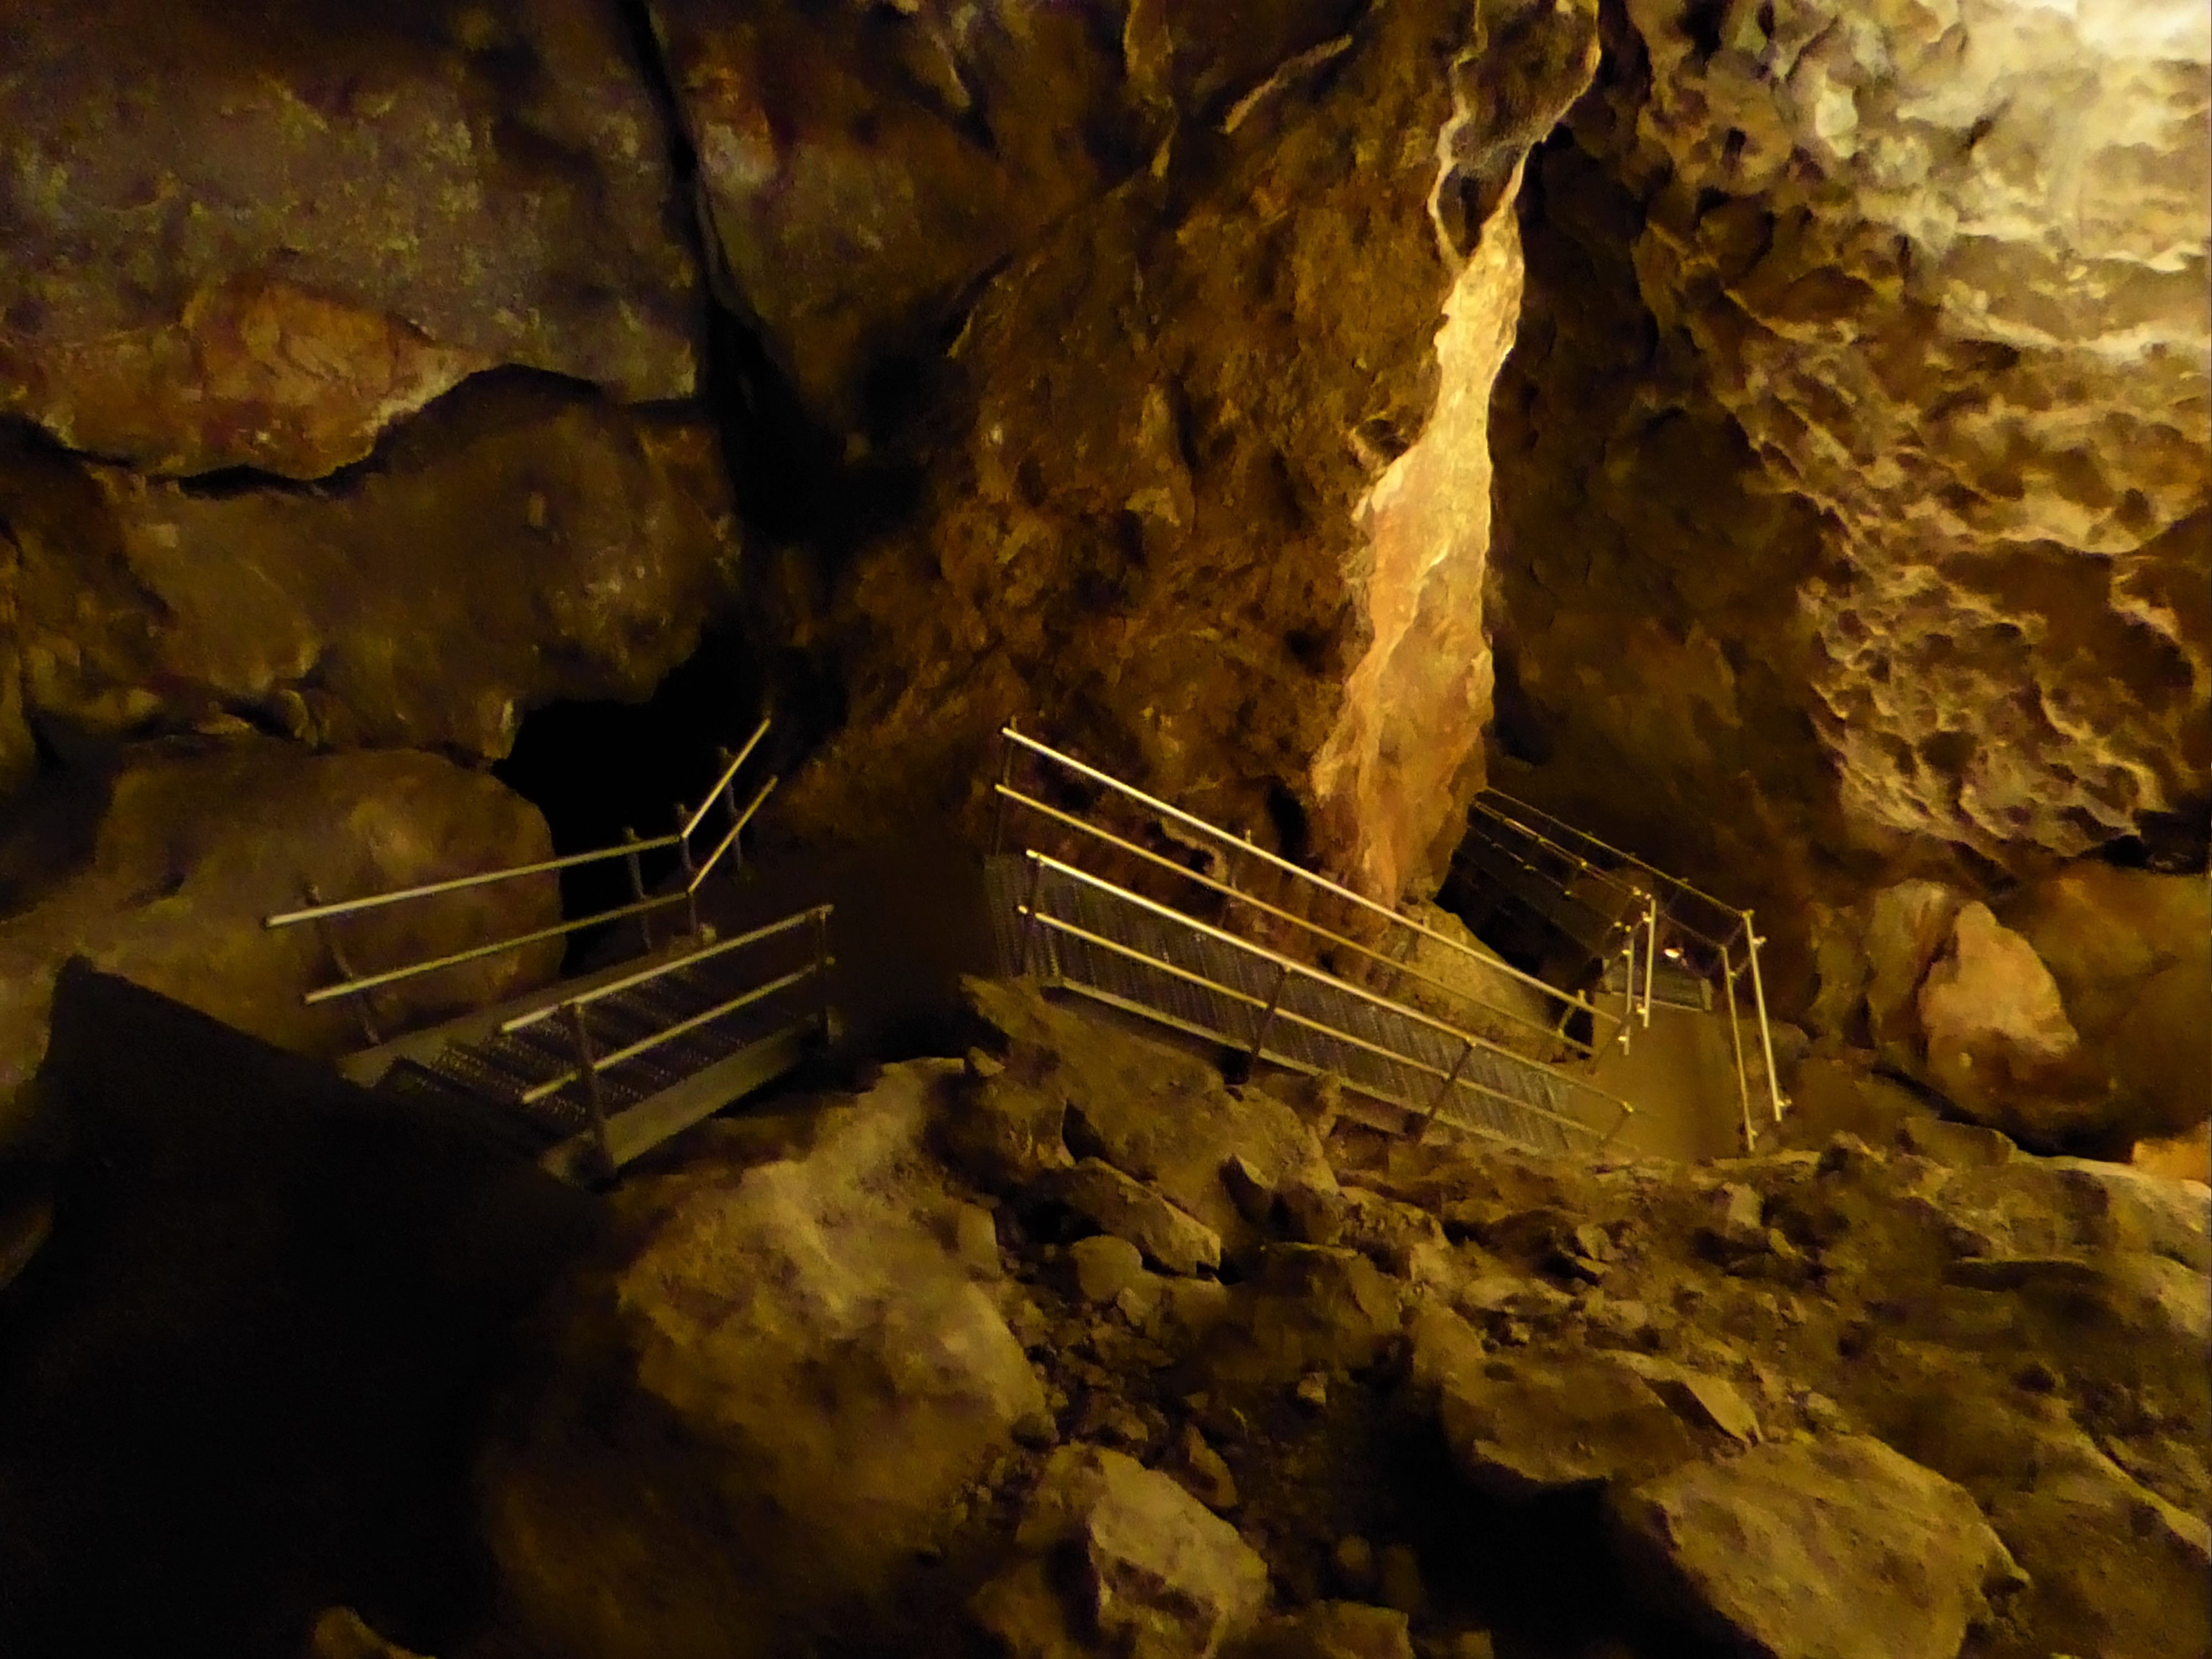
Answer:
[964,977,1337,1258]
[1861,879,1965,1070]
[780,0,1600,904]
[1435,1352,1704,1500]
[0,737,559,1138]
[1232,1601,1415,1659]
[484,1066,1048,1659]
[977,1443,1271,1659]
[1,380,735,765]
[1047,1159,1224,1278]
[1608,1434,2023,1659]
[0,0,698,477]
[1917,904,2090,1143]
[1619,0,2211,860]
[649,0,1367,427]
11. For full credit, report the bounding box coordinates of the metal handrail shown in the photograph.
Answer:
[1021,852,1634,1118]
[1025,909,1617,1145]
[263,833,684,928]
[300,893,685,1004]
[519,962,827,1107]
[502,907,830,1032]
[686,774,778,896]
[269,717,778,1011]
[1477,789,1750,944]
[679,717,771,842]
[1000,727,1592,1024]
[268,716,771,932]
[996,783,1611,1055]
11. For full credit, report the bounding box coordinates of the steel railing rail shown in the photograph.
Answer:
[999,727,1603,1035]
[518,961,828,1107]
[1017,853,1633,1144]
[502,907,831,1034]
[1475,789,1747,944]
[995,782,1614,1058]
[1029,905,1619,1148]
[268,717,778,1013]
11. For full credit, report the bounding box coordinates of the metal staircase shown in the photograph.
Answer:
[264,719,835,1183]
[987,729,1638,1158]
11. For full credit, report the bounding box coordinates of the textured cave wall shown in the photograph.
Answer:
[0,0,701,479]
[1486,0,2211,1005]
[777,0,1601,899]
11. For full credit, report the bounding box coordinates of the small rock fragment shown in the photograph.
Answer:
[1333,1535,1378,1598]
[1068,1234,1147,1303]
[1171,1423,1240,1511]
[1296,1372,1332,1411]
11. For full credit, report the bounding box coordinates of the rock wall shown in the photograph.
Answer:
[779,0,1601,899]
[0,738,562,1142]
[1490,0,2210,904]
[0,0,700,479]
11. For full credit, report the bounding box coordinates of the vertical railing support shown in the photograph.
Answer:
[1743,911,1785,1124]
[304,881,382,1047]
[1248,960,1293,1066]
[991,729,1018,857]
[622,828,652,954]
[564,1000,614,1181]
[815,907,835,1040]
[1423,1036,1477,1133]
[1015,854,1048,979]
[1640,896,1658,1029]
[675,801,701,938]
[1720,942,1755,1154]
[1616,926,1636,1056]
[717,747,744,879]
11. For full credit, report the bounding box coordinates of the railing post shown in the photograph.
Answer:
[1720,942,1755,1154]
[991,729,1016,857]
[1423,1035,1477,1132]
[1248,960,1293,1066]
[815,907,834,1040]
[304,882,382,1047]
[675,801,701,939]
[717,747,744,877]
[1641,895,1658,1028]
[622,828,652,954]
[1015,854,1048,979]
[1616,926,1635,1056]
[1743,911,1785,1124]
[563,1000,615,1181]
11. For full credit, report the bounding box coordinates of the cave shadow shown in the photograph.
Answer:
[0,962,601,1659]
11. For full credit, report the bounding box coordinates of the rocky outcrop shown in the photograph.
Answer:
[972,1443,1271,1659]
[481,980,2207,1659]
[780,0,1601,901]
[1816,869,2209,1150]
[1609,1434,2025,1659]
[646,0,1365,429]
[1485,2,2209,996]
[0,737,559,1140]
[1620,0,2212,860]
[0,379,737,772]
[0,0,698,478]
[481,1064,1048,1659]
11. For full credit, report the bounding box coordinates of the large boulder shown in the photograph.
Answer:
[0,0,698,478]
[0,737,559,1140]
[963,978,1339,1260]
[972,1444,1271,1659]
[1917,903,2086,1141]
[1861,880,1964,1071]
[1608,1435,2024,1659]
[1,382,735,768]
[482,1065,1048,1659]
